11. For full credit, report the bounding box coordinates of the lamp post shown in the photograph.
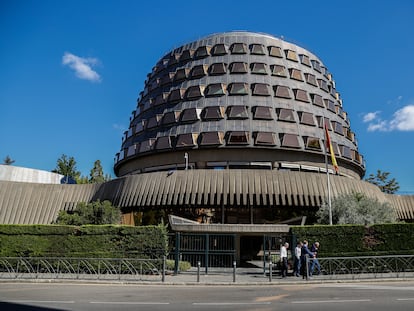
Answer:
[184,152,188,170]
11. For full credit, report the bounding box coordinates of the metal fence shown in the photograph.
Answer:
[305,255,414,280]
[0,257,166,282]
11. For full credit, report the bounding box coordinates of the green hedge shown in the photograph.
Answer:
[0,224,168,258]
[291,223,414,257]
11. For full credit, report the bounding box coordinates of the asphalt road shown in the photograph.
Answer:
[1,281,414,311]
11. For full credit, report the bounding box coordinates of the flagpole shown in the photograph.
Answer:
[324,124,333,225]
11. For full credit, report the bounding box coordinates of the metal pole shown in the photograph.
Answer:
[324,130,333,225]
[233,261,236,283]
[174,232,180,274]
[162,256,166,282]
[197,261,201,283]
[269,261,273,282]
[184,153,188,170]
[305,255,309,280]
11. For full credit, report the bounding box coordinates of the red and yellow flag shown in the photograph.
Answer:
[325,123,339,174]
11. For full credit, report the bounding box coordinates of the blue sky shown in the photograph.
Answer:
[1,0,413,193]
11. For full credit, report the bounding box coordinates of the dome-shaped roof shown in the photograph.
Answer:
[114,32,364,179]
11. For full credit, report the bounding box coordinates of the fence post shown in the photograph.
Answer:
[305,255,309,280]
[162,256,166,282]
[233,261,236,283]
[174,232,180,275]
[269,261,273,282]
[197,261,201,283]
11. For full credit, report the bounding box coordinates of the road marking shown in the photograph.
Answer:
[5,300,75,304]
[193,302,271,306]
[90,301,170,305]
[396,298,414,301]
[292,299,371,304]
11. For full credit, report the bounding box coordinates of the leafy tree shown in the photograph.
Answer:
[55,200,121,225]
[52,154,81,183]
[365,169,400,194]
[3,155,15,165]
[89,160,105,183]
[317,192,397,225]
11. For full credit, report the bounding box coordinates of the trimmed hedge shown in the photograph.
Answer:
[0,224,168,258]
[291,223,414,257]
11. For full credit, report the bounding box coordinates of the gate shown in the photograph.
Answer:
[171,233,236,274]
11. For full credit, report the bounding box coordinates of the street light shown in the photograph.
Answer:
[184,152,188,170]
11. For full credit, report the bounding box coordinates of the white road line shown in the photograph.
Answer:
[193,302,271,306]
[292,299,371,304]
[396,298,414,301]
[5,300,75,304]
[90,301,170,305]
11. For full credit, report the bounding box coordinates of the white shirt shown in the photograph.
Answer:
[295,246,301,259]
[280,245,287,258]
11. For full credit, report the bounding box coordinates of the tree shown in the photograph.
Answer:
[89,160,105,183]
[3,155,15,165]
[365,169,400,194]
[55,200,121,225]
[316,192,397,225]
[52,154,81,183]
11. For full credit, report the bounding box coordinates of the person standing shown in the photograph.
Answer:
[309,241,321,276]
[300,240,314,279]
[280,242,289,278]
[293,241,302,277]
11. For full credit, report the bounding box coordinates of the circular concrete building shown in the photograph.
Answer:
[115,32,364,180]
[111,31,374,224]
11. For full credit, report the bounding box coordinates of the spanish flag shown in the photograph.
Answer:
[325,123,339,174]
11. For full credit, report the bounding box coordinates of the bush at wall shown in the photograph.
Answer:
[0,224,168,258]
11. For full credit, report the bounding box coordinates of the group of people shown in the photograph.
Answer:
[279,240,320,278]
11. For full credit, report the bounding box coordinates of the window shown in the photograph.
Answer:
[227,105,249,119]
[250,62,267,75]
[180,108,201,122]
[146,115,162,129]
[311,60,322,72]
[156,136,173,150]
[300,54,311,67]
[127,144,137,157]
[311,94,324,107]
[168,53,180,67]
[325,99,336,112]
[277,108,295,122]
[201,106,225,120]
[254,132,276,146]
[194,46,211,59]
[228,83,249,95]
[299,112,315,126]
[230,43,247,54]
[305,137,321,150]
[135,120,146,133]
[285,49,298,62]
[190,65,207,79]
[154,93,169,106]
[305,73,318,86]
[174,68,190,82]
[211,43,227,55]
[227,131,250,145]
[162,111,180,125]
[139,139,155,153]
[253,106,273,120]
[229,62,248,74]
[316,116,331,129]
[179,50,193,63]
[352,150,362,163]
[160,72,175,86]
[209,63,227,75]
[289,68,303,81]
[270,64,287,77]
[293,89,309,102]
[185,85,204,100]
[250,43,266,55]
[281,133,301,148]
[273,85,291,98]
[318,79,329,92]
[332,121,344,135]
[340,145,352,159]
[252,83,271,96]
[199,131,224,146]
[331,141,340,155]
[176,133,198,148]
[205,83,226,97]
[345,128,355,141]
[268,46,283,58]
